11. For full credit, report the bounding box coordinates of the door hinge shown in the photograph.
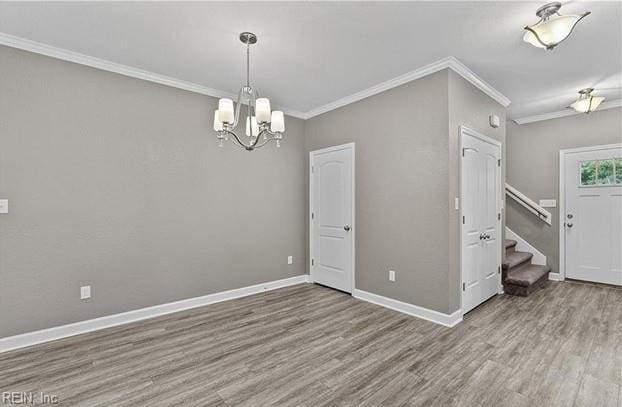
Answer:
[462,148,466,157]
[498,266,501,274]
[498,159,501,167]
[311,212,314,220]
[311,166,314,173]
[311,259,314,266]
[498,213,501,220]
[462,216,465,224]
[462,282,466,291]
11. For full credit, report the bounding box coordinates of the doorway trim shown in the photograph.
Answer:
[459,126,503,316]
[308,143,356,292]
[558,143,622,281]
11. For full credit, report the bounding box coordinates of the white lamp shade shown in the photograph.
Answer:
[245,116,260,137]
[270,111,285,132]
[213,110,223,131]
[218,98,234,123]
[571,96,605,113]
[523,15,583,49]
[256,98,271,123]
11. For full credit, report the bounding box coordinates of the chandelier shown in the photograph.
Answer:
[570,88,604,114]
[523,2,590,50]
[213,32,284,151]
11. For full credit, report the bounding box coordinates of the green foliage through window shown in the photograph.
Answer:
[580,158,622,186]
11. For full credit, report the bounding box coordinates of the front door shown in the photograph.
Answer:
[461,127,501,313]
[310,143,354,293]
[564,145,622,286]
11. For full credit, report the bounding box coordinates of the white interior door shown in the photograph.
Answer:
[461,127,501,314]
[310,143,354,293]
[564,146,622,286]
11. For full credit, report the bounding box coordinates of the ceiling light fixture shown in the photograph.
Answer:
[213,32,284,151]
[523,2,590,50]
[570,88,604,113]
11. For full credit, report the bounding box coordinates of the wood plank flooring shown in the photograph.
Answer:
[0,280,620,406]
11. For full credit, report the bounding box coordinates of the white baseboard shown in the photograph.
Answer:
[548,272,563,281]
[0,275,310,354]
[505,227,547,266]
[353,289,462,328]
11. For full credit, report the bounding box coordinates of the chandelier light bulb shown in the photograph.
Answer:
[213,110,223,131]
[218,99,234,123]
[256,98,272,123]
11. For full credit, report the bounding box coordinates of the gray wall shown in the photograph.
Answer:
[0,46,306,337]
[305,70,451,313]
[304,69,505,314]
[447,70,506,312]
[506,108,622,275]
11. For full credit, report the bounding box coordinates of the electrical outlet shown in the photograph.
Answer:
[287,256,293,265]
[388,270,396,282]
[80,285,91,300]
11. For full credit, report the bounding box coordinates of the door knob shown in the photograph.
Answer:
[344,225,351,231]
[567,214,573,219]
[566,223,573,228]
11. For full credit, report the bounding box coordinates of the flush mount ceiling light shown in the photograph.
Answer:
[523,2,590,50]
[570,88,605,113]
[213,32,284,151]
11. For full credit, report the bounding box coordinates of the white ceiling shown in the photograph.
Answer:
[0,1,620,120]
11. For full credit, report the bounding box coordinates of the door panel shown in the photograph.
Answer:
[461,129,501,314]
[311,145,354,293]
[565,147,622,285]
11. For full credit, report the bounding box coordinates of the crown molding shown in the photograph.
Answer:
[1,32,512,120]
[304,56,511,119]
[0,32,307,119]
[513,99,622,124]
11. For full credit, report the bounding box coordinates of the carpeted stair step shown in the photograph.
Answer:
[504,239,517,250]
[502,251,533,270]
[505,264,551,287]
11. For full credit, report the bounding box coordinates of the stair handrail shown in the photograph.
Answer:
[505,183,552,226]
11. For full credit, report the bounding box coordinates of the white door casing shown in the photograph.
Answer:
[309,143,355,293]
[460,127,502,314]
[562,145,622,286]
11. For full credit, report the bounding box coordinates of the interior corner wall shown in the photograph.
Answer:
[447,70,506,313]
[0,45,307,338]
[304,70,452,314]
[506,108,622,276]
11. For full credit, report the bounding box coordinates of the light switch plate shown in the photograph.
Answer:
[287,256,293,265]
[0,199,8,214]
[539,199,557,208]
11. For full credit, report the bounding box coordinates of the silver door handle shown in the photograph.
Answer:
[566,223,573,228]
[344,225,351,231]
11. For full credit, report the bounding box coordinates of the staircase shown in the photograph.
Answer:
[503,239,550,296]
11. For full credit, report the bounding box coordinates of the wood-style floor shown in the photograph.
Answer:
[1,281,620,406]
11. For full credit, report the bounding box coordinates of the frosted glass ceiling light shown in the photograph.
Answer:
[523,2,590,50]
[214,32,284,151]
[570,88,605,114]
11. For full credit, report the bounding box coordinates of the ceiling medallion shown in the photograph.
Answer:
[213,32,284,151]
[523,2,590,50]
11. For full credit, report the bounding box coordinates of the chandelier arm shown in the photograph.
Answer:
[251,135,280,149]
[221,129,249,149]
